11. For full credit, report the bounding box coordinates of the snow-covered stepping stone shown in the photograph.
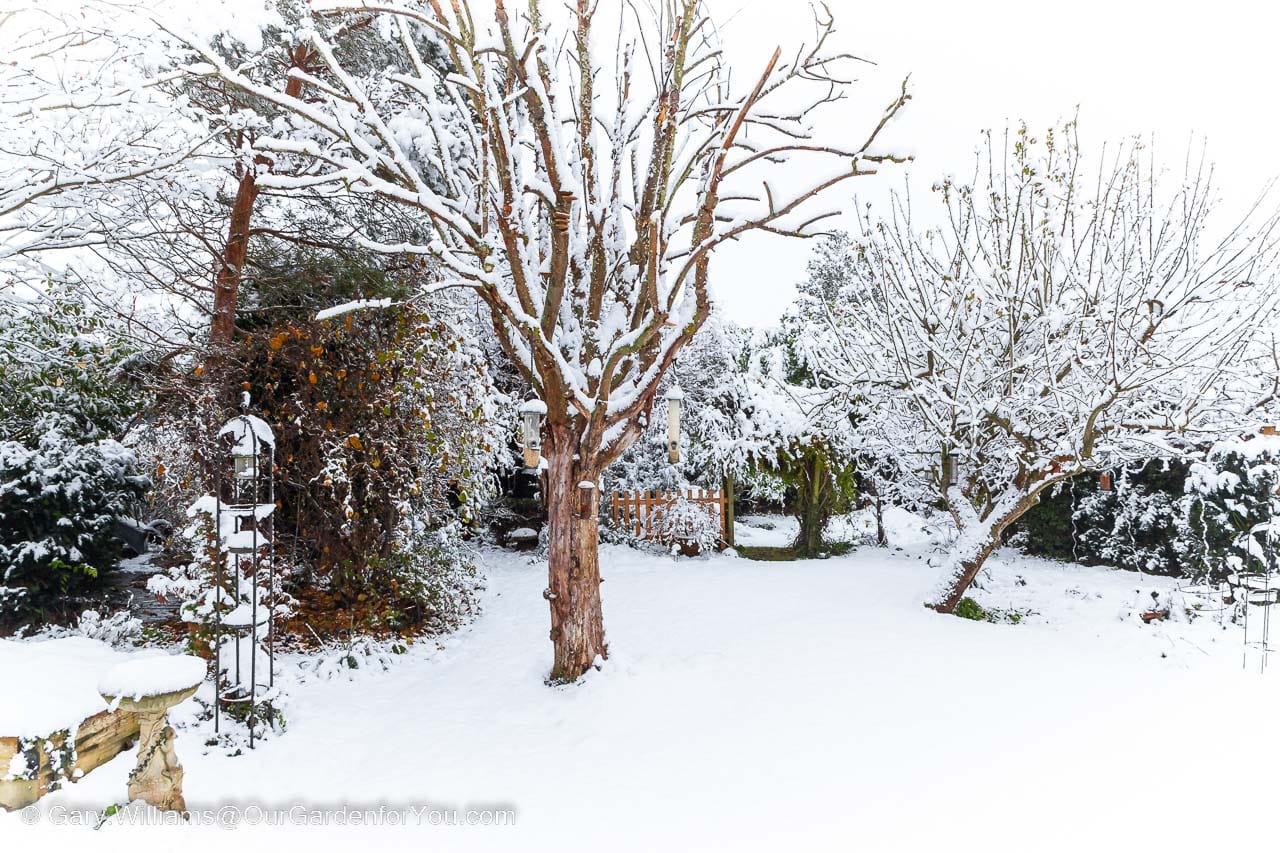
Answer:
[99,655,206,814]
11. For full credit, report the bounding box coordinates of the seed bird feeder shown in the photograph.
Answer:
[942,448,961,489]
[519,398,547,469]
[666,386,685,464]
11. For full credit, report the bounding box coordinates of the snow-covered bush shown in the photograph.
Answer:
[1073,469,1191,576]
[146,256,503,640]
[0,294,148,632]
[59,609,144,645]
[654,497,723,557]
[0,430,147,631]
[1186,432,1280,583]
[1013,460,1193,576]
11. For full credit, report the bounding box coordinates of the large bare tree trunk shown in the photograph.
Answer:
[544,424,606,682]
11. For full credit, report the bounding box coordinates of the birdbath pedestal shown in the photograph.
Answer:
[98,656,206,814]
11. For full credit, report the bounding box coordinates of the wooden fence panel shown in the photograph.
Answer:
[609,489,727,545]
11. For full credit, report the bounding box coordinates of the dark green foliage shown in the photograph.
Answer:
[776,440,858,558]
[953,597,987,621]
[1185,438,1280,583]
[951,597,1029,624]
[0,433,148,630]
[0,291,148,632]
[1012,459,1192,575]
[1010,483,1079,561]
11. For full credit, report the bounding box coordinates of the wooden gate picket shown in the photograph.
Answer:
[609,488,727,545]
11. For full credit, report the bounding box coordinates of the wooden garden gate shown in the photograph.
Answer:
[609,488,727,543]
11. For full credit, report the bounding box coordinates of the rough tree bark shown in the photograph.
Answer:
[208,168,259,350]
[544,424,606,682]
[207,45,311,353]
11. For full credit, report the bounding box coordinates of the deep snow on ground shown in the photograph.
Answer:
[5,526,1280,852]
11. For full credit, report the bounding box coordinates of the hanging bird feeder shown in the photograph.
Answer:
[1099,471,1113,492]
[943,448,961,489]
[666,386,685,464]
[519,398,547,469]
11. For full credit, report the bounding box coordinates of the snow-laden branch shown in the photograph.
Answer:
[802,123,1280,611]
[151,0,906,477]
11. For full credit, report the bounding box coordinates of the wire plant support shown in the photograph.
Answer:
[212,398,277,747]
[1233,566,1279,673]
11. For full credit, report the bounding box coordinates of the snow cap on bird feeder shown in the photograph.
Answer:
[218,413,275,481]
[519,398,547,469]
[666,386,685,463]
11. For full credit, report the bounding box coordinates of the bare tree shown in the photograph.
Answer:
[158,0,909,680]
[0,5,211,265]
[809,123,1280,613]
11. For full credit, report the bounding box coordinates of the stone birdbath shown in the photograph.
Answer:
[98,655,207,814]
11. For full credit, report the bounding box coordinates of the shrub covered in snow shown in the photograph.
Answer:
[1186,432,1280,583]
[1014,459,1193,576]
[0,294,148,632]
[654,497,723,557]
[40,608,144,646]
[147,255,503,639]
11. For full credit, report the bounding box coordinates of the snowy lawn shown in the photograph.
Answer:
[5,538,1279,851]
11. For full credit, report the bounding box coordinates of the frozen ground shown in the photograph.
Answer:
[5,519,1280,851]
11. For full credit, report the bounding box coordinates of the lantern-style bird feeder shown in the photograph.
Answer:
[666,386,685,464]
[233,451,258,481]
[1099,471,1114,492]
[519,398,547,469]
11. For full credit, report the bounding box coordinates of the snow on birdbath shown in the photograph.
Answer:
[98,655,206,814]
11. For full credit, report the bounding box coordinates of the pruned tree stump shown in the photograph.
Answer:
[99,656,206,815]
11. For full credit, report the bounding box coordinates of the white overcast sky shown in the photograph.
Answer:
[706,0,1280,326]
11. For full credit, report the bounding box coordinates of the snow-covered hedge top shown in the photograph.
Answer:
[1213,431,1280,462]
[0,638,140,736]
[97,655,206,701]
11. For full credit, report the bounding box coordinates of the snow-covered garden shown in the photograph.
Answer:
[3,0,1280,850]
[8,516,1280,849]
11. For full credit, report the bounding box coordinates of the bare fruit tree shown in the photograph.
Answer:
[809,123,1280,614]
[157,0,909,680]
